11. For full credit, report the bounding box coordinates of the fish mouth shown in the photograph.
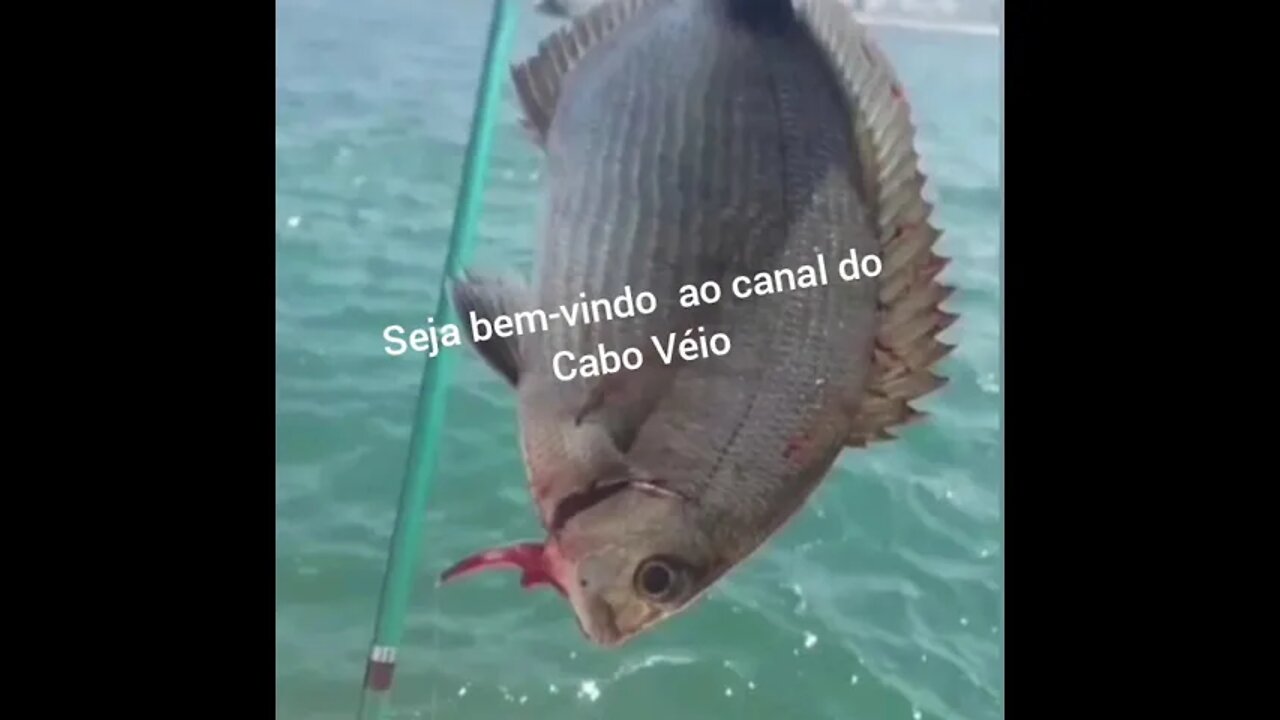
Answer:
[437,478,687,594]
[437,541,566,594]
[435,481,635,596]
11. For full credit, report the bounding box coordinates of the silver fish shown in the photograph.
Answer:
[443,0,956,648]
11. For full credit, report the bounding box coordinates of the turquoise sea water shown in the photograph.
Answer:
[275,1,1001,718]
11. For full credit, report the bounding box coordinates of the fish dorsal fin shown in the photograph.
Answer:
[795,0,959,447]
[511,0,668,147]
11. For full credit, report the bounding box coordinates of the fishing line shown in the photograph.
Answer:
[355,1,520,718]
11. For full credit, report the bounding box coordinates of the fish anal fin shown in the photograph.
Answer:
[796,0,959,447]
[511,0,667,148]
[450,273,527,387]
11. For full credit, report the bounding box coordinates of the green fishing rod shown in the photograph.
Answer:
[356,1,520,717]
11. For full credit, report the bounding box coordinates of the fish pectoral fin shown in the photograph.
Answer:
[450,272,528,387]
[511,0,669,148]
[795,0,959,447]
[574,357,676,453]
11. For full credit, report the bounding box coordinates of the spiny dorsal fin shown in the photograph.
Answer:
[795,0,959,448]
[511,0,668,148]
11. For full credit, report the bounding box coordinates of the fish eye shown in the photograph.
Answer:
[633,557,682,602]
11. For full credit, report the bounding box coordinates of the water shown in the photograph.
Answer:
[275,1,1001,718]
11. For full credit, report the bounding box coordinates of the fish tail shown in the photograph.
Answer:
[511,0,664,148]
[719,0,796,30]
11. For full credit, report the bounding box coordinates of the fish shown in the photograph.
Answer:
[441,0,957,648]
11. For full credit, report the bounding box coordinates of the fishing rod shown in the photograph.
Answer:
[355,1,520,717]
